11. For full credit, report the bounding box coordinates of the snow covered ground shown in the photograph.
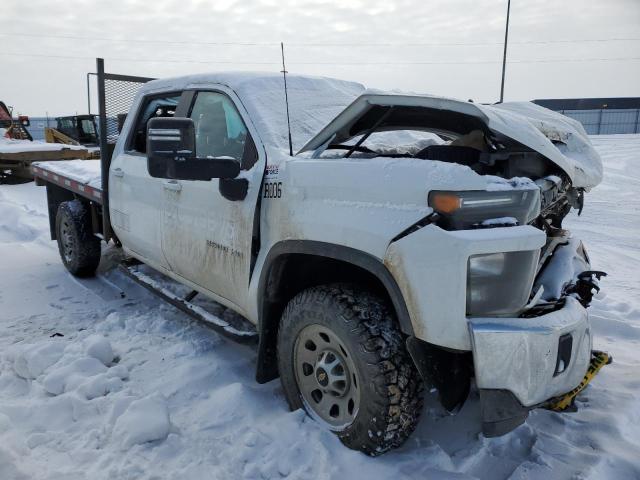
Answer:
[0,135,639,479]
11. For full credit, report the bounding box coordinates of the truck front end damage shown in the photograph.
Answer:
[386,204,607,436]
[298,91,608,437]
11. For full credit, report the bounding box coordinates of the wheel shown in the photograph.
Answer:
[55,200,101,277]
[277,284,424,455]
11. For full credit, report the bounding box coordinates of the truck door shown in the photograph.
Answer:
[109,91,184,270]
[160,89,266,314]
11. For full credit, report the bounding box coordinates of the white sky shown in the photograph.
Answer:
[1,0,639,116]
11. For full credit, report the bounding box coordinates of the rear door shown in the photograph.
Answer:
[160,87,265,313]
[109,91,185,269]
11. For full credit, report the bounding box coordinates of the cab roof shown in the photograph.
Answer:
[140,72,365,153]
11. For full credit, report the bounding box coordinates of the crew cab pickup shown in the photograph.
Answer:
[33,71,606,455]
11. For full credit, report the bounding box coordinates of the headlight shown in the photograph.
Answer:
[429,189,540,230]
[467,250,540,316]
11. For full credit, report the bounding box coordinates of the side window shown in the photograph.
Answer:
[129,93,181,153]
[80,119,96,135]
[189,92,258,170]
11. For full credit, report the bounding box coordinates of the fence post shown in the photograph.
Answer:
[96,58,112,242]
[597,109,604,135]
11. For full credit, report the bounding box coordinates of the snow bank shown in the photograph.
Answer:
[112,393,170,448]
[13,342,65,380]
[42,357,108,395]
[85,334,115,365]
[6,334,128,400]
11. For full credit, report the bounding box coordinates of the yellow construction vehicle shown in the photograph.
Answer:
[1,102,92,182]
[44,115,100,159]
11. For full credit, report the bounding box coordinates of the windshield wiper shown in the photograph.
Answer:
[344,106,395,158]
[327,144,377,154]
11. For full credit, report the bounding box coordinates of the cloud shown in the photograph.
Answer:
[0,0,638,115]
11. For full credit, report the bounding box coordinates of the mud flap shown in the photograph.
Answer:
[479,389,530,437]
[406,336,471,412]
[545,350,612,412]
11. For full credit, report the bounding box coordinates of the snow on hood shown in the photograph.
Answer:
[297,91,603,189]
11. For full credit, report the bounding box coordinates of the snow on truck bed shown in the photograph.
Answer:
[0,135,639,479]
[33,159,102,189]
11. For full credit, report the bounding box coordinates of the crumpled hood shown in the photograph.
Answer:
[298,92,603,189]
[489,101,603,189]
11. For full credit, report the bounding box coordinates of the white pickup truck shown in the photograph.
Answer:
[33,71,608,455]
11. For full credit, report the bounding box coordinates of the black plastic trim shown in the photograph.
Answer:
[406,336,471,412]
[255,240,414,383]
[259,240,413,333]
[219,178,249,201]
[479,389,530,437]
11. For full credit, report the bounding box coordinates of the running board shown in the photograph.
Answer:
[119,263,258,344]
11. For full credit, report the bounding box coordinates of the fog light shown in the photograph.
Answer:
[467,250,539,316]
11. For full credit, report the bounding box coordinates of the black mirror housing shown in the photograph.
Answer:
[147,117,241,181]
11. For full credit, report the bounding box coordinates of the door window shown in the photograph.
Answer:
[129,93,182,153]
[189,92,257,170]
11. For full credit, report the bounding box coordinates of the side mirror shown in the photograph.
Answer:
[147,117,240,181]
[18,115,30,127]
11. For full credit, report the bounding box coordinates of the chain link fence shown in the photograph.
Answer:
[97,65,155,158]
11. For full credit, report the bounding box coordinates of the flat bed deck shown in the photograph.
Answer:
[32,159,103,204]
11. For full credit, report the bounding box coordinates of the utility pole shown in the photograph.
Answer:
[499,0,511,103]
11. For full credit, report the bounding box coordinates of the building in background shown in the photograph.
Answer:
[533,98,640,135]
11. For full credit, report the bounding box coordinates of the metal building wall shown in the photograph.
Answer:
[560,109,640,135]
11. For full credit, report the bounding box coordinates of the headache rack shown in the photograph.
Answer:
[32,59,154,241]
[95,58,155,241]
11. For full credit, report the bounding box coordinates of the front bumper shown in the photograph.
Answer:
[469,296,592,435]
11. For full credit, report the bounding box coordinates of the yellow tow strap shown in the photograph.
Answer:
[546,350,612,412]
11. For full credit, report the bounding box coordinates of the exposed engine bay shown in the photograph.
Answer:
[298,97,606,317]
[323,128,598,317]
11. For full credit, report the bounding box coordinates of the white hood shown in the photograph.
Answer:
[298,92,603,189]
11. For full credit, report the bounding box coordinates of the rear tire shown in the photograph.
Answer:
[55,200,101,277]
[277,284,424,456]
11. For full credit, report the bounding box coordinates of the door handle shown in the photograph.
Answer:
[163,180,182,192]
[113,168,124,178]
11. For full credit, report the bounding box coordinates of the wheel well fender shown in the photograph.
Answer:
[255,240,413,383]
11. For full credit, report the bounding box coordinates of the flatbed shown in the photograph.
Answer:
[32,159,103,204]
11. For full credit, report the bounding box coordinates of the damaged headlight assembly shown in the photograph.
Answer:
[467,251,540,316]
[428,189,542,316]
[428,189,541,230]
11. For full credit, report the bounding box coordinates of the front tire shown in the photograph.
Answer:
[55,200,101,277]
[277,284,424,455]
